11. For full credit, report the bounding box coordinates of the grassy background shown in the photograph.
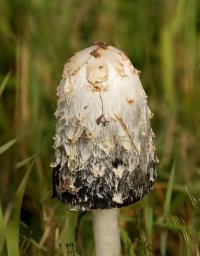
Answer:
[0,0,200,255]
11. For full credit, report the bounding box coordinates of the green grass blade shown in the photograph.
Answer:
[163,164,175,218]
[0,72,11,98]
[160,231,168,256]
[6,160,35,256]
[161,164,175,256]
[120,229,136,256]
[15,154,37,170]
[0,138,18,155]
[59,210,78,256]
[144,198,153,236]
[0,203,6,254]
[171,216,191,256]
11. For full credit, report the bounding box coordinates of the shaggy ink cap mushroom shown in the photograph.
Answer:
[51,42,157,211]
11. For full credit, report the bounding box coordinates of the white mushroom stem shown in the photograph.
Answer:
[93,209,121,256]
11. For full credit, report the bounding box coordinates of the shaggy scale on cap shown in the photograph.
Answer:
[51,42,157,211]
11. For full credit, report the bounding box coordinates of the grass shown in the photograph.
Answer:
[0,0,200,255]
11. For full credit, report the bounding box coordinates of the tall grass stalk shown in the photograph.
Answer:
[160,165,175,256]
[6,160,35,256]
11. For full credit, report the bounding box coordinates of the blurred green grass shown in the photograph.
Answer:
[0,0,200,255]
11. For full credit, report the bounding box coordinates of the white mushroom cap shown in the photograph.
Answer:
[51,42,157,211]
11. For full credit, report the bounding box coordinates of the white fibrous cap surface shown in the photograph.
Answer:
[51,42,157,210]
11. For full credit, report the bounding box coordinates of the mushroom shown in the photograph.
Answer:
[51,42,157,256]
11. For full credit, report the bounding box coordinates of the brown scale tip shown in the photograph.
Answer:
[90,49,101,58]
[93,42,108,49]
[90,42,108,58]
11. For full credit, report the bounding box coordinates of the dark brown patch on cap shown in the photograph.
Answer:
[88,83,101,92]
[126,98,134,105]
[96,114,109,126]
[88,82,108,92]
[90,42,108,58]
[94,42,108,49]
[90,48,101,58]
